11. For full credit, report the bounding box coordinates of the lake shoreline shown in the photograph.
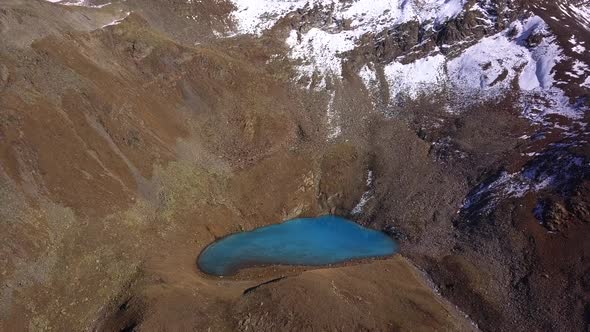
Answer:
[197,215,400,277]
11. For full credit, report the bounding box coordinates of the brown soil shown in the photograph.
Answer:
[1,0,588,331]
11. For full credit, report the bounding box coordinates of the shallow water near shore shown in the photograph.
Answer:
[198,215,399,276]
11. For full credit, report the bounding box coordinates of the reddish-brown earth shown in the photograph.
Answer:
[0,0,589,331]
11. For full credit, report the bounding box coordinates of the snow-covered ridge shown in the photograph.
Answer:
[231,0,467,88]
[230,1,584,132]
[231,0,467,36]
[364,14,583,122]
[257,0,470,138]
[449,15,584,122]
[380,15,564,98]
[449,16,562,93]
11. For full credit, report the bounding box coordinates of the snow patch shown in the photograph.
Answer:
[359,64,378,90]
[45,0,110,7]
[572,44,587,54]
[384,54,446,99]
[230,0,307,35]
[352,170,374,215]
[520,87,582,122]
[101,11,130,28]
[573,60,589,76]
[516,16,562,89]
[568,2,590,30]
[287,28,357,88]
[448,33,529,94]
[326,91,341,140]
[462,150,589,215]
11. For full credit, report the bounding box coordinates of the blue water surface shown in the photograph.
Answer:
[198,215,399,276]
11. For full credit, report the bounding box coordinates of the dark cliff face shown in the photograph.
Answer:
[1,0,589,331]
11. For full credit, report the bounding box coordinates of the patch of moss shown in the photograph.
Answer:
[153,161,226,222]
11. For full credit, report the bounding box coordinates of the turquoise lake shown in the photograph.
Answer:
[198,215,399,276]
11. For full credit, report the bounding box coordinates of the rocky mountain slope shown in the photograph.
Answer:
[0,0,588,331]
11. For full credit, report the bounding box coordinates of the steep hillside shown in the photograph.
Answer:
[0,0,588,331]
